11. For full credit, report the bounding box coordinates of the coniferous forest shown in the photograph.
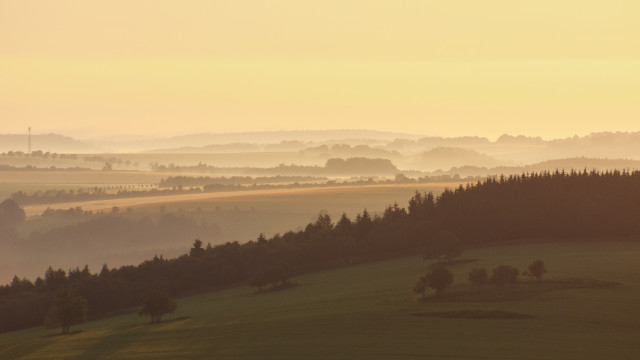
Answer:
[2,169,640,333]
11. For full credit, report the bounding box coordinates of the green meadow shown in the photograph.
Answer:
[2,240,640,359]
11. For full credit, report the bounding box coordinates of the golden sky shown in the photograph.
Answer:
[1,0,639,139]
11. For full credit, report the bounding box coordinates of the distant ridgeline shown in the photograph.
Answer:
[2,169,640,332]
[150,157,399,176]
[158,175,328,188]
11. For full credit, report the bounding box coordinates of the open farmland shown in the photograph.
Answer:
[0,170,169,187]
[21,183,461,216]
[0,170,168,201]
[1,240,639,359]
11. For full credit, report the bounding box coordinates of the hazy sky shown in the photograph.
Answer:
[1,0,639,139]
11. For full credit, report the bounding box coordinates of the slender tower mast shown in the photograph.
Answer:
[28,127,31,155]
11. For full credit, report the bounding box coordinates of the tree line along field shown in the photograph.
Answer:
[0,170,169,201]
[15,183,458,241]
[19,183,460,216]
[3,183,457,284]
[1,240,639,360]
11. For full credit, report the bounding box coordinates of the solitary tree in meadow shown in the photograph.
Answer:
[138,291,177,323]
[418,264,454,297]
[524,260,547,281]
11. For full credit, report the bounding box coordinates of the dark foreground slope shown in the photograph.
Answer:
[2,170,640,333]
[1,241,639,360]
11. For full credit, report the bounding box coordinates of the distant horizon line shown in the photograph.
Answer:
[3,128,640,143]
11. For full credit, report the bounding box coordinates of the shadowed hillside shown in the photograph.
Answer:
[2,169,640,333]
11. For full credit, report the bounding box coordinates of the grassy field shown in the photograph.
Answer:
[2,240,639,359]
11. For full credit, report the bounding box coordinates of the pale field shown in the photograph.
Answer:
[0,170,168,200]
[0,170,167,185]
[22,183,461,217]
[0,170,253,201]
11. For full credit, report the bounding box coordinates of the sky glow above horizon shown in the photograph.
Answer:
[1,1,639,139]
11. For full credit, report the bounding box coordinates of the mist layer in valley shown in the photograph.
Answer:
[3,129,640,284]
[0,184,452,284]
[3,131,640,176]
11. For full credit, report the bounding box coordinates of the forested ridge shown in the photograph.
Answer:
[2,169,640,333]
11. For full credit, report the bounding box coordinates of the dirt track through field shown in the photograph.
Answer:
[23,183,461,216]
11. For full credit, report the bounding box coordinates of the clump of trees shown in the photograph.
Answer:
[413,265,454,299]
[524,260,547,281]
[465,261,549,293]
[249,264,292,292]
[490,265,519,286]
[138,291,177,323]
[415,260,548,300]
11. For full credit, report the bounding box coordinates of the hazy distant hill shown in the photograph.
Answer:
[386,136,491,154]
[385,131,640,163]
[324,157,398,176]
[301,144,402,159]
[416,147,503,171]
[146,140,315,154]
[545,132,640,159]
[4,130,640,168]
[444,157,640,177]
[496,134,545,145]
[0,134,102,153]
[98,130,423,152]
[145,143,263,154]
[528,157,640,171]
